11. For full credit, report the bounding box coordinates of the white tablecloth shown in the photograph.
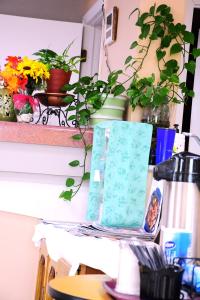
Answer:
[32,222,121,278]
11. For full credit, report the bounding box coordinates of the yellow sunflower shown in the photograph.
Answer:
[17,56,50,82]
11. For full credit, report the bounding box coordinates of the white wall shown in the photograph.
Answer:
[0,14,83,83]
[0,142,91,221]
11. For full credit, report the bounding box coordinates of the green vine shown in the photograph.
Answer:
[59,72,125,201]
[125,3,200,109]
[60,3,200,201]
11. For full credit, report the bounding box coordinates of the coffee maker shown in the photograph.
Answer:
[153,151,200,257]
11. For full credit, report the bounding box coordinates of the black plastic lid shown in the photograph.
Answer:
[153,152,200,183]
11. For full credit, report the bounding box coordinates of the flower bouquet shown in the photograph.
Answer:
[0,56,49,122]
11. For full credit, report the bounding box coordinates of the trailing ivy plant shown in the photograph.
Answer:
[59,71,125,201]
[59,3,200,201]
[125,3,200,110]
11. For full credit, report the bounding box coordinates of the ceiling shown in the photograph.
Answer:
[0,0,97,23]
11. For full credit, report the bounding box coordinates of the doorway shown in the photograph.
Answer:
[182,8,200,154]
[80,0,103,78]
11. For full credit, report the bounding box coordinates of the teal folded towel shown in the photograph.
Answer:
[86,120,153,228]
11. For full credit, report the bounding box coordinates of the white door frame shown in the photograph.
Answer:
[80,0,103,77]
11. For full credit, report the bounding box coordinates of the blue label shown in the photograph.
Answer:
[165,241,176,249]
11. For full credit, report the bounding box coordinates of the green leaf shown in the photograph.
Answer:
[130,41,138,49]
[159,87,169,96]
[156,4,168,13]
[62,83,77,91]
[156,49,166,61]
[72,134,82,140]
[66,105,76,111]
[68,115,77,121]
[85,144,93,151]
[183,31,194,44]
[149,5,155,15]
[155,15,164,24]
[139,24,150,39]
[113,85,125,96]
[170,43,182,55]
[69,160,80,167]
[145,86,153,98]
[161,35,172,48]
[174,23,186,34]
[136,12,149,26]
[76,102,85,110]
[169,74,179,84]
[185,61,196,74]
[108,72,119,85]
[79,76,92,84]
[66,178,75,187]
[153,25,164,38]
[125,56,132,64]
[192,48,200,58]
[95,80,107,88]
[59,190,73,201]
[160,72,168,81]
[150,32,158,40]
[165,59,178,70]
[63,96,74,104]
[179,82,187,92]
[82,172,90,181]
[188,90,195,97]
[164,59,179,76]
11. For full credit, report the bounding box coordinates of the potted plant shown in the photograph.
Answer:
[124,3,200,124]
[59,71,126,201]
[0,55,49,122]
[33,41,82,94]
[60,3,200,200]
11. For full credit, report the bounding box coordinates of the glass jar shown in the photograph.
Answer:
[142,105,170,165]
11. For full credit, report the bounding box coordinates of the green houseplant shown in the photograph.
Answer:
[60,3,200,200]
[123,3,200,164]
[124,3,200,121]
[33,42,82,93]
[59,71,125,201]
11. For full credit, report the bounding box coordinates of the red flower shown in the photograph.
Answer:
[18,76,28,90]
[13,94,38,111]
[6,56,22,69]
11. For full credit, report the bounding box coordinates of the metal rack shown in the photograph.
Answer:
[33,93,78,127]
[173,257,200,299]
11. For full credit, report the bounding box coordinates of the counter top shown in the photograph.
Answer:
[0,121,93,147]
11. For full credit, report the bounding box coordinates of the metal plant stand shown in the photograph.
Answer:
[33,93,78,127]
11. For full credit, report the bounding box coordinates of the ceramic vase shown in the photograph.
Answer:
[0,88,17,122]
[89,94,128,127]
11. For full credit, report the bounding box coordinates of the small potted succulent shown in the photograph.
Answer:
[33,41,82,94]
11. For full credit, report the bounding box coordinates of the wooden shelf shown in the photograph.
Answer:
[0,121,93,148]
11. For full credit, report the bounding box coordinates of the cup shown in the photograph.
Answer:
[139,264,184,300]
[156,128,176,164]
[115,240,140,295]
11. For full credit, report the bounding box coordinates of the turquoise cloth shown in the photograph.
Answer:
[86,121,153,228]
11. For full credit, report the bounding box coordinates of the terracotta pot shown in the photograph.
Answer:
[35,93,69,107]
[46,69,71,93]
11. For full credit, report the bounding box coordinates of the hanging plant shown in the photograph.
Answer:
[59,71,125,201]
[125,3,200,110]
